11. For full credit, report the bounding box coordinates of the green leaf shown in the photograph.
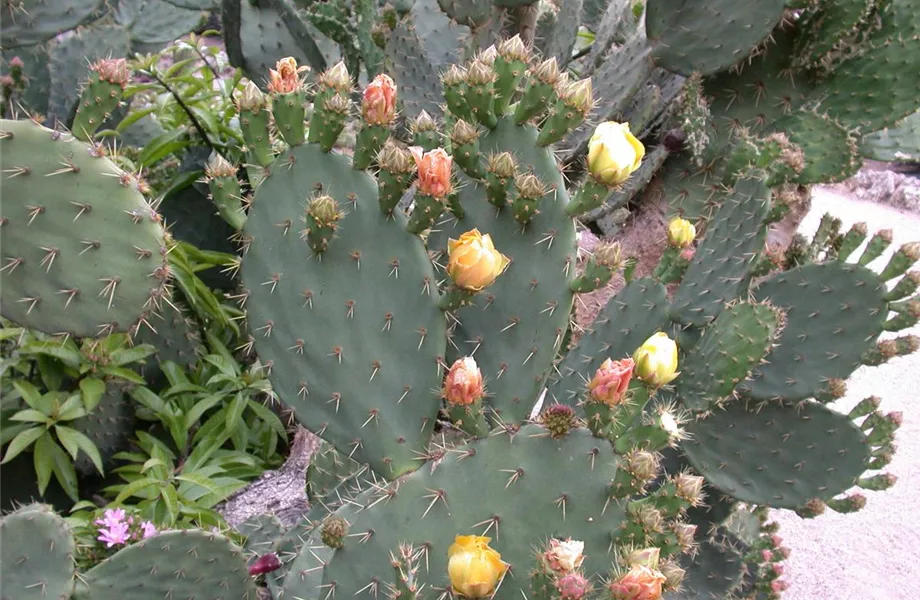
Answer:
[13,380,44,411]
[33,432,55,495]
[174,472,223,496]
[225,392,246,434]
[183,392,226,429]
[245,399,287,440]
[56,394,88,421]
[159,484,179,525]
[79,377,106,412]
[116,106,158,132]
[53,424,80,459]
[56,426,104,474]
[9,409,50,424]
[128,386,171,416]
[0,327,25,340]
[0,423,32,446]
[36,354,68,390]
[203,354,239,378]
[113,477,160,505]
[110,344,157,367]
[2,426,44,463]
[141,457,168,474]
[204,331,237,372]
[49,440,79,502]
[19,341,83,367]
[99,366,146,384]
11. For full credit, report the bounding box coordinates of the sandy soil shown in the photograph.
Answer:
[770,186,920,600]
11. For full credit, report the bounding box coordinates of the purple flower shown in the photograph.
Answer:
[94,508,126,529]
[140,521,157,539]
[97,521,131,548]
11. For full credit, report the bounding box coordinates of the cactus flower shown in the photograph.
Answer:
[447,229,511,291]
[609,565,667,600]
[587,358,634,405]
[632,332,679,387]
[543,538,585,573]
[556,573,591,600]
[267,57,309,94]
[410,147,453,198]
[448,535,508,598]
[666,217,696,249]
[362,73,397,125]
[442,357,484,406]
[90,57,130,86]
[586,122,645,186]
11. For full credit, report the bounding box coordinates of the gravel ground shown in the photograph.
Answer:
[769,186,920,600]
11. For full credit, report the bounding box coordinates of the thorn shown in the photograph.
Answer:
[18,296,40,314]
[57,288,80,309]
[26,204,44,224]
[98,277,120,309]
[71,201,92,221]
[79,240,100,255]
[0,257,24,273]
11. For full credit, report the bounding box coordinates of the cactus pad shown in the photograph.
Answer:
[683,400,870,509]
[669,179,770,326]
[645,0,786,76]
[861,110,920,163]
[1,0,104,47]
[282,425,634,599]
[431,119,577,422]
[0,119,169,337]
[675,301,784,412]
[239,143,446,479]
[548,278,669,407]
[672,531,745,600]
[775,110,861,185]
[740,261,887,402]
[73,530,257,600]
[0,504,75,600]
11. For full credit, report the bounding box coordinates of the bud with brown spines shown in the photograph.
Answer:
[541,403,577,439]
[308,92,350,152]
[410,110,440,151]
[863,334,919,366]
[572,242,625,293]
[884,297,920,331]
[556,572,591,600]
[884,270,920,302]
[879,242,920,282]
[304,194,342,254]
[659,559,685,591]
[858,472,897,491]
[794,498,827,519]
[858,229,893,266]
[484,151,516,208]
[827,492,867,514]
[476,45,498,66]
[268,57,308,146]
[671,522,697,554]
[235,80,275,167]
[868,444,896,469]
[815,378,846,403]
[514,57,561,124]
[441,65,473,123]
[72,58,132,142]
[536,77,593,146]
[321,516,349,549]
[464,59,498,129]
[492,34,529,115]
[450,119,486,179]
[376,138,416,214]
[511,172,547,225]
[836,221,869,261]
[848,396,881,419]
[204,153,246,231]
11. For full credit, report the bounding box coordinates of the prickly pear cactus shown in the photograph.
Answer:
[0,504,75,600]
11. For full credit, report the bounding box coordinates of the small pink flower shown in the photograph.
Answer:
[97,522,131,548]
[772,563,784,576]
[771,535,783,547]
[141,521,157,539]
[95,508,126,528]
[771,580,788,593]
[761,550,773,562]
[587,358,634,406]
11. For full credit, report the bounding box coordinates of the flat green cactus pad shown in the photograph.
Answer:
[1,0,104,48]
[683,400,870,509]
[282,425,633,600]
[0,119,169,338]
[0,504,75,600]
[239,142,446,479]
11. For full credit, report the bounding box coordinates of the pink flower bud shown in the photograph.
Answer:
[771,580,788,593]
[587,358,634,405]
[772,563,784,576]
[362,73,397,125]
[556,573,591,600]
[771,535,783,547]
[410,147,453,198]
[442,357,484,406]
[609,565,667,600]
[761,550,773,562]
[249,552,283,576]
[542,538,585,573]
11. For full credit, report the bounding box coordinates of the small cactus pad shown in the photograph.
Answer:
[740,261,887,402]
[774,110,861,184]
[0,503,75,600]
[861,110,920,163]
[674,301,784,412]
[548,278,669,406]
[430,119,577,422]
[72,530,256,600]
[239,143,446,479]
[672,531,745,600]
[669,179,770,326]
[1,0,104,47]
[645,0,786,76]
[0,119,169,337]
[683,400,870,509]
[238,514,287,556]
[282,425,633,599]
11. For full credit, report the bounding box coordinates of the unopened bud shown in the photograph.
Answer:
[533,57,561,85]
[441,64,467,87]
[772,563,785,576]
[626,450,660,483]
[635,505,664,532]
[514,172,547,199]
[541,404,577,439]
[498,34,529,62]
[824,378,847,399]
[673,473,704,505]
[9,56,23,69]
[321,516,349,549]
[626,547,660,570]
[878,228,894,243]
[878,339,899,358]
[563,79,593,113]
[324,92,350,115]
[796,498,826,518]
[90,58,130,86]
[907,299,920,318]
[204,153,237,179]
[659,560,685,591]
[853,222,868,235]
[442,357,485,406]
[671,522,697,552]
[556,573,590,600]
[451,119,480,146]
[595,242,623,268]
[761,550,773,562]
[319,61,351,92]
[476,45,498,66]
[308,195,341,226]
[771,580,789,593]
[362,73,397,125]
[377,139,415,173]
[466,59,496,85]
[902,242,920,261]
[237,80,266,111]
[411,110,438,133]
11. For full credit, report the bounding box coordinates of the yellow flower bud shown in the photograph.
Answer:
[587,121,645,186]
[632,332,679,387]
[448,535,508,598]
[447,229,511,292]
[666,217,696,249]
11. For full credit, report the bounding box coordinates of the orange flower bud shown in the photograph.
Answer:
[410,147,453,198]
[267,57,309,95]
[442,357,484,406]
[609,565,667,600]
[362,73,397,125]
[587,358,634,405]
